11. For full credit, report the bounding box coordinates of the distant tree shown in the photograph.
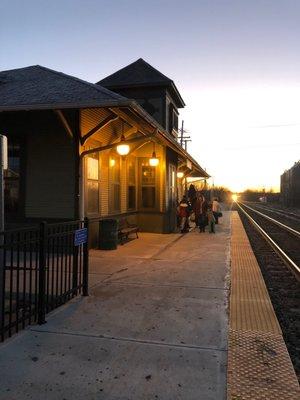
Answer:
[240,188,280,203]
[209,186,232,203]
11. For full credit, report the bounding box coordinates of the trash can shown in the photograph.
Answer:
[99,219,118,250]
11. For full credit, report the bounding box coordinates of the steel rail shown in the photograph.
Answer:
[243,201,300,221]
[240,202,300,239]
[236,202,300,280]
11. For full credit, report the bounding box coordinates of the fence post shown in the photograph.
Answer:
[82,218,89,296]
[72,237,78,295]
[38,222,47,325]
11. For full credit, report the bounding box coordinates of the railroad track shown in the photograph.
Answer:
[236,201,300,379]
[243,201,300,231]
[237,202,300,280]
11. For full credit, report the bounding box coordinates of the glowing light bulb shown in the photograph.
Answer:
[116,143,130,156]
[149,151,159,167]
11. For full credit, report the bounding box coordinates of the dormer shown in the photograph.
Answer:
[97,58,185,138]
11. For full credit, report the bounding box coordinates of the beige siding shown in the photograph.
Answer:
[81,108,133,146]
[99,151,109,216]
[81,108,171,232]
[25,128,75,219]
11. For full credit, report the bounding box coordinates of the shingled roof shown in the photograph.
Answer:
[98,58,185,108]
[0,65,131,112]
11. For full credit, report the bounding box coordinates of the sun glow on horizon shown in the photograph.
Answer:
[232,194,238,202]
[181,84,300,192]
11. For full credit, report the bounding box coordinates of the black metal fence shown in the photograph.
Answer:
[0,219,89,342]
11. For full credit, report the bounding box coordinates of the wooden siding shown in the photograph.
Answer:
[99,151,109,216]
[25,119,76,219]
[80,108,175,233]
[81,108,134,147]
[106,87,165,128]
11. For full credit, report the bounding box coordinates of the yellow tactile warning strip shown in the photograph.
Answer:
[228,330,300,400]
[230,213,281,333]
[228,212,300,399]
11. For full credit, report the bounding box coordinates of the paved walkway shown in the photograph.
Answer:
[0,213,231,400]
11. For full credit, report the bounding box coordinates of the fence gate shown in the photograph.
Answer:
[0,219,89,342]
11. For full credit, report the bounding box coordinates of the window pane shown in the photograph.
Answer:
[141,166,155,185]
[128,186,136,209]
[142,187,155,208]
[110,157,120,182]
[87,180,99,213]
[87,154,99,180]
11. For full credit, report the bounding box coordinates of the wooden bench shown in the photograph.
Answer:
[118,218,139,244]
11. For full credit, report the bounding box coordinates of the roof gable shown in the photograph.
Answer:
[98,58,172,87]
[98,58,185,108]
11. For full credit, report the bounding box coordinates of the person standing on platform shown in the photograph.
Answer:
[212,197,221,225]
[193,192,202,227]
[178,196,190,233]
[188,184,196,203]
[198,194,208,233]
[207,204,216,233]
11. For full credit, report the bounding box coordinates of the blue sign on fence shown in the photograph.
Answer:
[74,228,88,246]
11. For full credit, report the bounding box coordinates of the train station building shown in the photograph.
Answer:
[0,59,208,244]
[1,62,300,400]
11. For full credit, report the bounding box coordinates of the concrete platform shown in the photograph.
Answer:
[0,213,231,400]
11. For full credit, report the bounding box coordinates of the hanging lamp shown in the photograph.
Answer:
[149,142,159,167]
[116,122,130,156]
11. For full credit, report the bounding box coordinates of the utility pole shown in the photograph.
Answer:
[179,120,192,151]
[184,138,192,151]
[180,120,184,146]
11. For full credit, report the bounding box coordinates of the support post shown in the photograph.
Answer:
[38,222,47,325]
[82,218,89,296]
[0,135,7,336]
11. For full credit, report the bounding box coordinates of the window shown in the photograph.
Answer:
[109,156,120,213]
[127,156,136,210]
[173,110,179,132]
[4,139,21,215]
[168,104,179,134]
[86,153,99,214]
[140,160,156,209]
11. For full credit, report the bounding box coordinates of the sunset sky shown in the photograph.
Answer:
[1,0,300,192]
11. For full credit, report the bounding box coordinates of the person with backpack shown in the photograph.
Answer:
[177,196,190,233]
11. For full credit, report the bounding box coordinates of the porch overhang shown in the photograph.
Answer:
[110,103,210,179]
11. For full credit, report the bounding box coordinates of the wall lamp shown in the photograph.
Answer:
[177,171,184,179]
